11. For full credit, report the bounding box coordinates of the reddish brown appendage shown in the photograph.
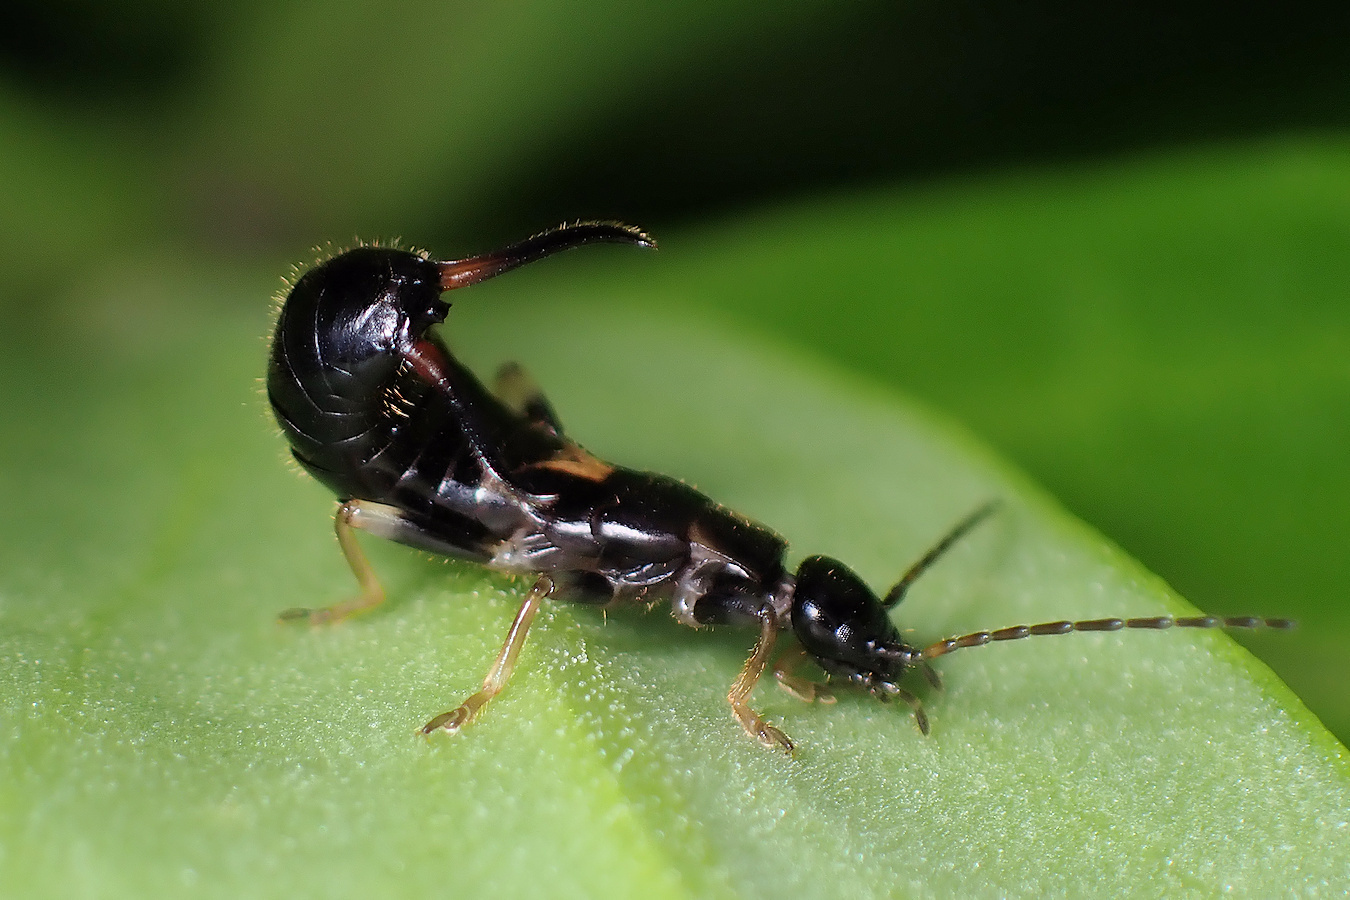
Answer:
[438,254,515,291]
[279,500,387,624]
[435,222,654,292]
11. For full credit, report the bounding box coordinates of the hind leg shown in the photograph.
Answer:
[279,500,399,624]
[279,499,484,624]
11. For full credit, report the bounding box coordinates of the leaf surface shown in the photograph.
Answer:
[1,255,1346,897]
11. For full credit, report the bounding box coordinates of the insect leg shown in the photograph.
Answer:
[422,574,555,735]
[279,499,394,624]
[280,499,492,624]
[772,648,836,705]
[493,361,563,435]
[728,613,795,753]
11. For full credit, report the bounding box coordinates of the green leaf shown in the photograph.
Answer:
[1,247,1346,897]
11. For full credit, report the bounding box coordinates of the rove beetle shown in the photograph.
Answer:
[266,222,1292,753]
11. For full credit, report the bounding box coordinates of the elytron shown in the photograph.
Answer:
[266,222,1291,752]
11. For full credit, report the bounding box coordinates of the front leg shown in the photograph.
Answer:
[683,566,796,753]
[728,612,795,754]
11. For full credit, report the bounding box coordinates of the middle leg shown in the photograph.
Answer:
[422,574,555,735]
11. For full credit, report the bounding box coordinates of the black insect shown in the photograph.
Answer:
[266,222,1292,752]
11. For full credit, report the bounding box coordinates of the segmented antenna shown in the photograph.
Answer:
[883,501,1000,609]
[922,615,1296,660]
[884,503,1293,666]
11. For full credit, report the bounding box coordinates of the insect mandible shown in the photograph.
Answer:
[266,222,1292,753]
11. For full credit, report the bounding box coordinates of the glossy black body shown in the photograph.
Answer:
[266,229,924,701]
[269,227,1295,749]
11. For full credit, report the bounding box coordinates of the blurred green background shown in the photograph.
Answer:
[4,0,1349,744]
